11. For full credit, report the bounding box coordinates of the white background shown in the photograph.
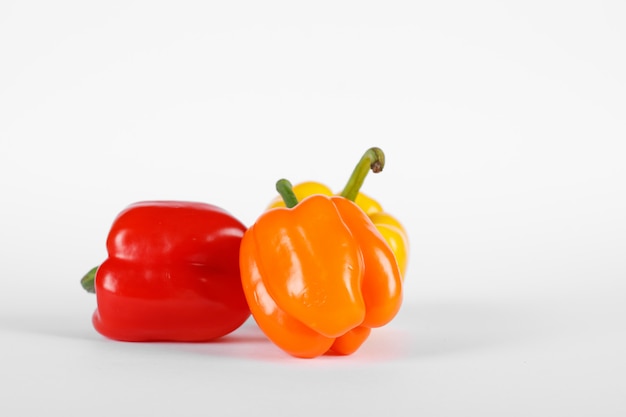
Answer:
[1,1,625,415]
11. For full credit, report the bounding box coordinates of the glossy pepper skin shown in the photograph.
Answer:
[92,201,250,342]
[240,194,403,358]
[268,181,409,278]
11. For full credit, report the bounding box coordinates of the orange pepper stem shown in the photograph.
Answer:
[339,147,385,201]
[81,266,98,293]
[276,178,299,208]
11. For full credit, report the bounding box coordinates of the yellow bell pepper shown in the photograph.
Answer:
[267,148,409,278]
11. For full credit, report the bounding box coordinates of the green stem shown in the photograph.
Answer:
[340,147,385,201]
[276,178,299,208]
[81,266,98,293]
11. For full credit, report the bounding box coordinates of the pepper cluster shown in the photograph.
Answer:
[81,147,409,358]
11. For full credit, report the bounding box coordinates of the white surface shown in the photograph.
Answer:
[1,1,625,415]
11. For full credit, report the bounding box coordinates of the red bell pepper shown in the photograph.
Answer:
[81,201,250,342]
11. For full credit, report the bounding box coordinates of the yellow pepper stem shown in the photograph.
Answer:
[340,147,385,201]
[276,178,299,208]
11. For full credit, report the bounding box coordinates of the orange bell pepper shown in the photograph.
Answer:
[240,149,405,358]
[267,147,409,277]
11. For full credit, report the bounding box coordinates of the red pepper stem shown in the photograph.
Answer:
[81,266,98,293]
[276,179,299,208]
[340,147,385,201]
